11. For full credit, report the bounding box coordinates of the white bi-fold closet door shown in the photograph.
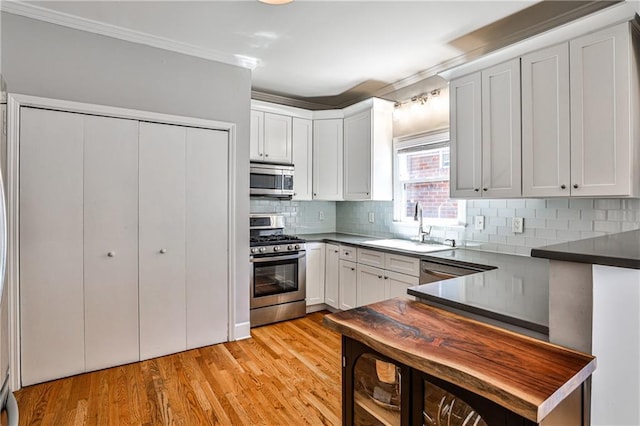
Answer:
[19,107,229,386]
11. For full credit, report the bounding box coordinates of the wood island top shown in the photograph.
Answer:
[323,298,596,423]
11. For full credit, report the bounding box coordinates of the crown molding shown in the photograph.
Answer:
[0,0,257,70]
[251,90,333,111]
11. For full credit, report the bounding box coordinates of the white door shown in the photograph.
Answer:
[324,244,340,309]
[249,110,264,161]
[186,127,229,349]
[83,115,140,372]
[263,113,292,163]
[292,118,313,200]
[387,271,419,300]
[20,108,85,385]
[339,260,357,310]
[139,122,187,360]
[305,243,326,306]
[570,23,631,197]
[356,264,387,307]
[313,119,343,200]
[343,110,371,200]
[521,43,571,197]
[449,73,482,198]
[481,58,522,198]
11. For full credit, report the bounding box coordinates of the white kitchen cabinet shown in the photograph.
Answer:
[20,108,85,386]
[325,243,340,309]
[305,242,326,307]
[339,259,357,310]
[450,59,521,198]
[357,264,387,306]
[522,43,571,197]
[343,99,394,200]
[357,248,385,269]
[250,111,292,163]
[83,115,140,372]
[385,252,421,277]
[570,22,639,197]
[313,118,343,200]
[292,117,313,200]
[387,270,419,300]
[139,122,187,361]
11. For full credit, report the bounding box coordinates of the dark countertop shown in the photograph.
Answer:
[299,232,550,335]
[531,229,640,270]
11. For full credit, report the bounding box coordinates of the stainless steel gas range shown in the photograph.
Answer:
[249,214,306,327]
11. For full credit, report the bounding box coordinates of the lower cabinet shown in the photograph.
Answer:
[325,244,341,309]
[344,336,536,426]
[339,260,358,310]
[305,243,326,307]
[357,264,387,306]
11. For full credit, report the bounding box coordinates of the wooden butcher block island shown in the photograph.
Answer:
[324,298,596,425]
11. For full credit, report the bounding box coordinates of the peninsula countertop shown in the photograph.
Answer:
[531,229,640,270]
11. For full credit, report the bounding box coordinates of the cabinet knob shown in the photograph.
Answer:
[378,275,382,279]
[265,154,269,158]
[573,184,579,189]
[159,248,167,254]
[107,251,115,258]
[313,193,317,196]
[334,250,339,253]
[384,276,388,280]
[474,188,479,192]
[259,153,263,156]
[351,267,355,271]
[366,192,369,195]
[483,188,488,192]
[561,184,566,189]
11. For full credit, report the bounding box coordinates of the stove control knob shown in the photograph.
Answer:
[250,248,256,254]
[258,247,266,253]
[294,244,301,250]
[287,245,293,250]
[273,246,280,252]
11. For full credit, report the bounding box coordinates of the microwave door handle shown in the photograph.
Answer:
[250,252,306,263]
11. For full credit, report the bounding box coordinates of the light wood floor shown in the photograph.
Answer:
[14,312,342,426]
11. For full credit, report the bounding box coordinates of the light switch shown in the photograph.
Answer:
[319,211,325,221]
[368,212,375,223]
[474,215,485,230]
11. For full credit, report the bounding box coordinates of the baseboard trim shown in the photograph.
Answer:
[233,321,251,341]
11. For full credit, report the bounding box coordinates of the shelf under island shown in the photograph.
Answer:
[324,298,595,426]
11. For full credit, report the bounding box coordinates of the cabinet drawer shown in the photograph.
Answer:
[357,248,385,268]
[340,246,357,261]
[385,253,420,277]
[387,270,419,300]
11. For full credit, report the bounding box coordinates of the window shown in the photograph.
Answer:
[393,131,465,226]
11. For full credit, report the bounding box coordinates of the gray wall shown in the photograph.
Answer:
[1,12,252,334]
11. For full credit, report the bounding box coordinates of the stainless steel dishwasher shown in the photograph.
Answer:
[419,260,490,283]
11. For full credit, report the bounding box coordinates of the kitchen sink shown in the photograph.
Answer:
[363,239,454,253]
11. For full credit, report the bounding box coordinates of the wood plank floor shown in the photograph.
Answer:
[14,312,342,426]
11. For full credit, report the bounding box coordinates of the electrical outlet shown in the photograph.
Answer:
[512,217,524,233]
[368,212,375,223]
[319,211,325,221]
[474,215,485,230]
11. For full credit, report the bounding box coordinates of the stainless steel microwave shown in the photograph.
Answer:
[250,163,294,198]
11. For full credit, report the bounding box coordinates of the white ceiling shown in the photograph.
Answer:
[28,1,538,100]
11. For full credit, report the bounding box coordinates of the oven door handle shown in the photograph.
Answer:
[250,252,306,263]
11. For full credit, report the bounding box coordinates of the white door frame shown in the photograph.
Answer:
[6,93,238,391]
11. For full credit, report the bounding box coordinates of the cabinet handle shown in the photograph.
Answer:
[159,248,167,254]
[561,184,566,189]
[265,154,269,157]
[259,153,263,156]
[384,276,388,280]
[334,250,339,253]
[378,275,382,279]
[313,193,317,196]
[107,251,115,258]
[366,192,369,195]
[474,188,479,192]
[483,188,488,192]
[573,184,579,189]
[351,267,355,271]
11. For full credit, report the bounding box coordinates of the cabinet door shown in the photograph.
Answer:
[387,271,419,300]
[450,73,482,198]
[292,118,313,200]
[186,127,229,349]
[313,119,343,200]
[263,113,292,163]
[339,260,357,310]
[570,23,631,197]
[357,248,385,269]
[481,58,522,198]
[325,244,340,309]
[343,110,372,200]
[385,253,420,277]
[83,115,140,372]
[522,43,571,197]
[250,110,264,161]
[357,264,387,307]
[305,243,326,306]
[139,122,187,360]
[20,108,85,386]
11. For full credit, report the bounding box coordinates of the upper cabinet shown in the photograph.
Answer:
[313,118,344,200]
[292,117,313,200]
[343,98,394,201]
[450,58,521,198]
[250,110,292,164]
[522,22,640,198]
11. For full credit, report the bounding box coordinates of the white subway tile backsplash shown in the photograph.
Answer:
[546,199,569,209]
[569,220,593,231]
[498,208,515,217]
[488,216,507,227]
[525,199,546,209]
[536,208,557,219]
[569,199,594,209]
[506,199,527,209]
[524,218,547,229]
[581,210,607,221]
[535,228,557,239]
[594,220,622,233]
[489,200,507,209]
[546,219,569,230]
[557,209,581,220]
[556,230,583,241]
[594,199,622,210]
[515,208,536,218]
[622,222,640,231]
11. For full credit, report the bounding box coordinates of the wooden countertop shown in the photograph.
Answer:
[324,298,596,423]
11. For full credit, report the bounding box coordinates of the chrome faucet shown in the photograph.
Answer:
[413,201,432,243]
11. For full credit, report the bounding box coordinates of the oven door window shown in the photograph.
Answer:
[253,257,299,298]
[250,172,283,190]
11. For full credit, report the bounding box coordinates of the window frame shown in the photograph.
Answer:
[392,129,466,226]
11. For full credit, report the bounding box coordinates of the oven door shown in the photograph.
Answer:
[250,251,306,309]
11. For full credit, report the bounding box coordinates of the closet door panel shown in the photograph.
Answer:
[186,127,229,349]
[83,115,140,371]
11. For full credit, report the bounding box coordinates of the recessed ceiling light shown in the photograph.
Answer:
[258,0,294,4]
